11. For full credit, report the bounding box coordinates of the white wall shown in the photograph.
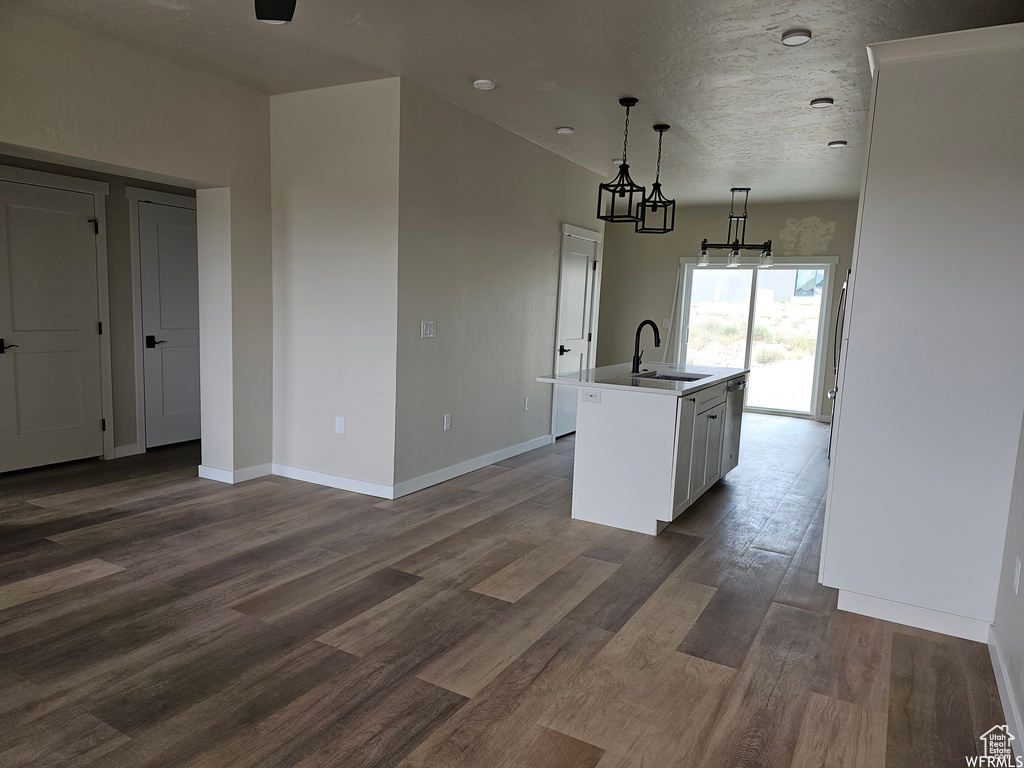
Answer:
[993,421,1024,739]
[271,80,401,487]
[394,81,604,485]
[597,200,858,421]
[0,4,273,473]
[823,27,1024,632]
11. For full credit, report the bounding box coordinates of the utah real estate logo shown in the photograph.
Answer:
[967,725,1022,767]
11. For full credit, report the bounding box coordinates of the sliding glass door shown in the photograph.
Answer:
[684,268,754,368]
[680,264,830,416]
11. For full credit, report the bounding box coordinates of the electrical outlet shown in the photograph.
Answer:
[524,397,530,411]
[1015,557,1021,595]
[335,416,345,434]
[420,320,436,339]
[443,413,452,431]
[582,389,602,403]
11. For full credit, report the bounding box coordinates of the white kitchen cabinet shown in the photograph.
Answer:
[691,401,725,498]
[537,362,748,535]
[663,395,697,522]
[821,25,1024,640]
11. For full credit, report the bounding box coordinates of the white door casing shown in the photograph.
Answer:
[0,178,108,472]
[133,194,200,448]
[553,225,603,438]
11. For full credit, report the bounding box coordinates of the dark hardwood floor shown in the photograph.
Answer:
[0,416,1004,767]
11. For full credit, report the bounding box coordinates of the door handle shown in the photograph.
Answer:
[146,335,168,349]
[0,339,18,354]
[709,413,718,420]
[558,345,572,356]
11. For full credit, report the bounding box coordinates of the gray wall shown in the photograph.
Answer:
[596,199,859,420]
[395,81,604,484]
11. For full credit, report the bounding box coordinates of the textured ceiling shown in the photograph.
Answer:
[15,0,1024,204]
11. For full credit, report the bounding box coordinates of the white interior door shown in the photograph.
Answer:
[0,180,104,472]
[139,201,200,447]
[554,228,601,437]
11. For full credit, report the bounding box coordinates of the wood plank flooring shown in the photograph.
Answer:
[0,418,1006,767]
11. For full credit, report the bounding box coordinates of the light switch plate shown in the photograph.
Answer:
[421,321,436,339]
[582,389,602,403]
[524,397,530,411]
[335,416,345,434]
[443,413,452,431]
[1015,557,1021,595]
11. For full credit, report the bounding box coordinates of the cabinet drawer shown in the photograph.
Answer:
[695,382,727,411]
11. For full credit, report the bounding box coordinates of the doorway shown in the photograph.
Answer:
[127,188,200,449]
[552,224,603,437]
[679,262,831,416]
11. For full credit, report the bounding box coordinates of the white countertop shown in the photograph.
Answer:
[537,362,748,397]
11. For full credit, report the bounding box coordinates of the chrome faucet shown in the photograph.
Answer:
[632,319,661,373]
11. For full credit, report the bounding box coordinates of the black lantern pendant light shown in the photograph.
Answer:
[635,124,676,234]
[597,98,645,222]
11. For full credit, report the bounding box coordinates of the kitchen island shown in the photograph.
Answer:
[537,362,748,535]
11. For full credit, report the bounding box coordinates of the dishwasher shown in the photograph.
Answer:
[721,377,746,476]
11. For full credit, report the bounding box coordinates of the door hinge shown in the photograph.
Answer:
[592,261,598,271]
[101,418,107,432]
[587,332,592,342]
[98,321,103,335]
[88,218,99,235]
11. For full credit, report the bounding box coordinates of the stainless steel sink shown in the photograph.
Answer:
[651,372,711,382]
[620,370,712,382]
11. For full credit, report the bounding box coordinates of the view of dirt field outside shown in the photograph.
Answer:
[684,268,825,413]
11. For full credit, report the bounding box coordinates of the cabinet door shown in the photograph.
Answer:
[705,402,726,486]
[690,407,710,498]
[667,396,697,520]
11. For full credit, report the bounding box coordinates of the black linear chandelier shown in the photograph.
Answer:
[597,98,645,223]
[698,188,773,268]
[635,125,676,234]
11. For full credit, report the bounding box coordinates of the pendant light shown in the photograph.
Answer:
[635,125,676,234]
[597,98,645,222]
[255,0,296,23]
[698,188,772,267]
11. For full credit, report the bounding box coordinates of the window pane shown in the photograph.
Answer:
[747,268,824,413]
[684,269,753,369]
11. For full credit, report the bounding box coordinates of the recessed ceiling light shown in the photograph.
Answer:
[556,127,575,135]
[810,97,834,109]
[255,0,295,24]
[473,79,496,90]
[828,140,848,148]
[781,29,812,46]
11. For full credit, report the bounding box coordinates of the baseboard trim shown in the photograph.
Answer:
[111,443,142,459]
[837,590,991,642]
[198,463,272,484]
[270,464,396,500]
[989,627,1024,741]
[392,434,555,498]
